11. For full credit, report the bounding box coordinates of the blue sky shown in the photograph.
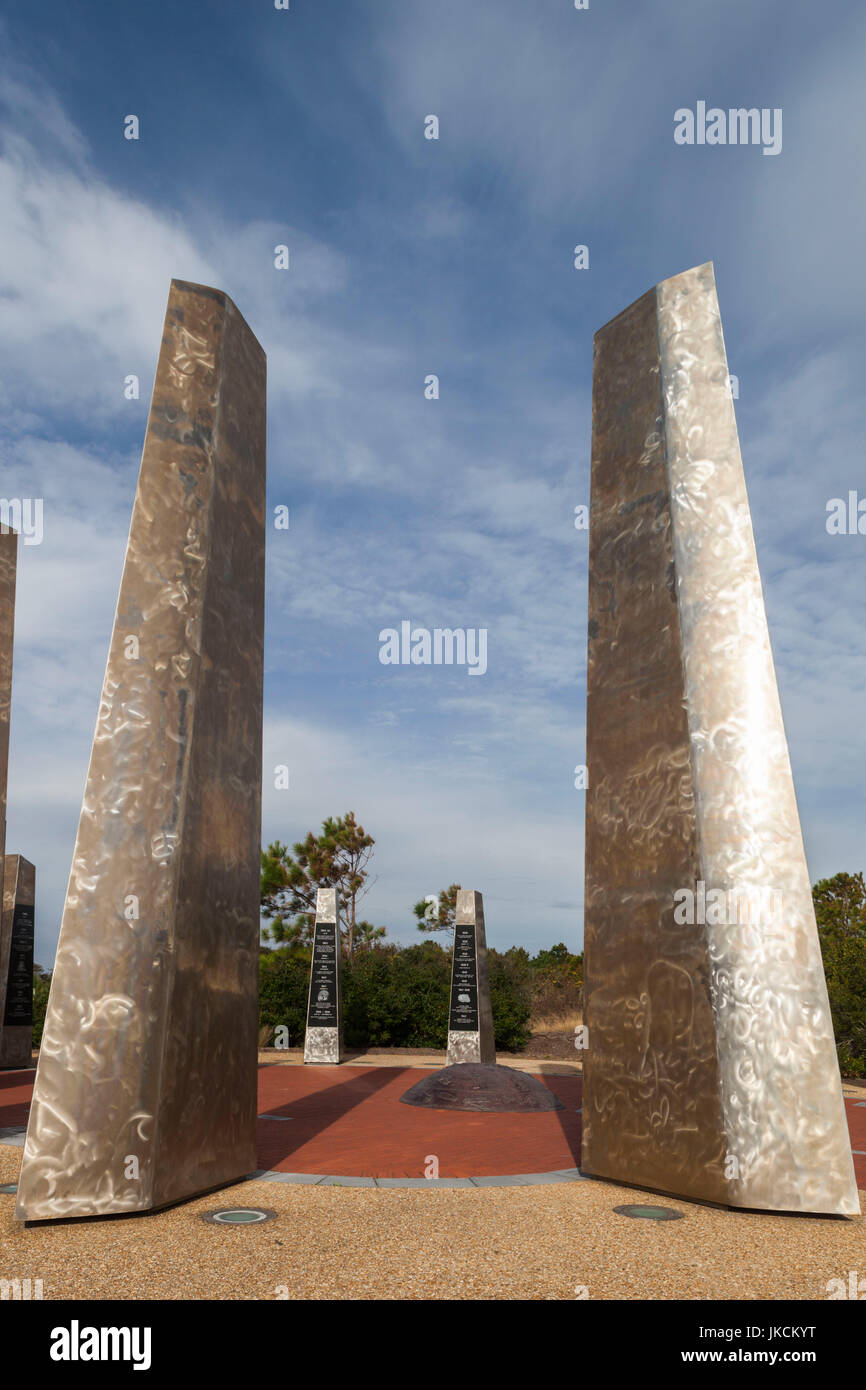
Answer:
[0,0,864,966]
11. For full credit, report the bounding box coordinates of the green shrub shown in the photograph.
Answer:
[255,938,553,1055]
[529,942,584,1026]
[261,937,535,1052]
[819,930,866,1078]
[489,947,533,1051]
[814,872,866,1079]
[343,942,450,1048]
[258,948,311,1048]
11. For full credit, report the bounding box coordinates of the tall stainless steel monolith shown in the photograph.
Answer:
[0,531,16,1065]
[16,279,266,1221]
[583,261,857,1216]
[304,888,344,1063]
[446,889,495,1066]
[0,855,35,1069]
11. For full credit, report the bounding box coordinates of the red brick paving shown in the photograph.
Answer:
[847,1098,866,1187]
[257,1065,581,1178]
[0,1068,33,1130]
[3,1064,865,1186]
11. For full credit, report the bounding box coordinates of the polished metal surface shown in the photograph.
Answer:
[0,531,16,1054]
[16,280,266,1221]
[446,889,495,1066]
[584,263,857,1216]
[0,855,34,1068]
[304,888,344,1064]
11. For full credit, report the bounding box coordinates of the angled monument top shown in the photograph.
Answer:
[16,279,267,1221]
[584,261,857,1217]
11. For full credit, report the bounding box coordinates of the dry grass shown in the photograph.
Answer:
[530,1009,583,1034]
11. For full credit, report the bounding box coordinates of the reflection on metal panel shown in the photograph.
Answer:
[584,263,857,1216]
[16,280,266,1221]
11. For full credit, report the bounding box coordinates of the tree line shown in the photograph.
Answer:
[30,810,866,1075]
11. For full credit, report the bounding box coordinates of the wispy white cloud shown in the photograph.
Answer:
[1,4,864,971]
[262,715,582,951]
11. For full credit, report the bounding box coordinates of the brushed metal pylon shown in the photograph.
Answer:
[583,262,857,1216]
[16,280,266,1221]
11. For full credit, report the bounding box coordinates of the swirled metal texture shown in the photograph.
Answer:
[583,263,858,1216]
[0,532,16,1050]
[15,280,266,1221]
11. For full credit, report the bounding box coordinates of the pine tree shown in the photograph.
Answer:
[413,883,461,934]
[261,812,381,955]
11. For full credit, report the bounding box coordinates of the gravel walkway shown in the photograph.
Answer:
[1,1144,863,1301]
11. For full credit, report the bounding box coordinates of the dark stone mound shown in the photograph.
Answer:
[399,1063,564,1112]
